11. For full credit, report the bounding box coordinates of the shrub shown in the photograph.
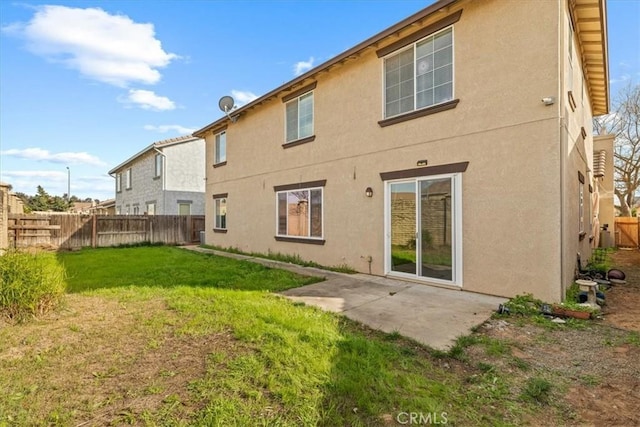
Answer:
[0,250,66,322]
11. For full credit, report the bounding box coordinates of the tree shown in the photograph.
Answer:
[594,83,640,217]
[24,186,71,212]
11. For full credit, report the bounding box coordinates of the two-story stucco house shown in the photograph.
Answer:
[109,135,205,216]
[194,0,610,302]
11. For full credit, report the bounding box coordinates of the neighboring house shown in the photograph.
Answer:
[194,0,610,302]
[89,199,116,215]
[68,202,94,214]
[109,135,205,216]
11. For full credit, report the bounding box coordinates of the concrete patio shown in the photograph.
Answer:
[183,246,507,350]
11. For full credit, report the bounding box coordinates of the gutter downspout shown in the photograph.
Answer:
[153,147,167,214]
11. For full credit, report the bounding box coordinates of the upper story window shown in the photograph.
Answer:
[154,154,163,178]
[384,27,453,118]
[116,173,122,193]
[125,168,132,190]
[215,131,226,164]
[285,92,314,143]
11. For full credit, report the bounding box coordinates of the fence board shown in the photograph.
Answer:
[615,217,639,248]
[6,214,205,249]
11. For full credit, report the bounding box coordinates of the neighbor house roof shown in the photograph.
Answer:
[194,0,609,136]
[108,135,200,175]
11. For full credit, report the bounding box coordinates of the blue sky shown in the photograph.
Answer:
[1,0,639,201]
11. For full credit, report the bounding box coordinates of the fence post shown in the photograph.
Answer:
[92,214,97,248]
[0,183,7,249]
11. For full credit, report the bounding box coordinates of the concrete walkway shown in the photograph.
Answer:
[182,246,506,350]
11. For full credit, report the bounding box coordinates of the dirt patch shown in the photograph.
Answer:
[0,294,240,425]
[474,248,640,426]
[602,249,640,331]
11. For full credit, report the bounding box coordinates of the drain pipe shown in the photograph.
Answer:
[153,147,167,214]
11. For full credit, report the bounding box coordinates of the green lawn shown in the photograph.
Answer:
[0,246,564,426]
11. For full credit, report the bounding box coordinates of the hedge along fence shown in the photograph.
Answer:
[0,249,66,322]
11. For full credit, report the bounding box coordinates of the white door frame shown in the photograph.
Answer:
[384,172,463,287]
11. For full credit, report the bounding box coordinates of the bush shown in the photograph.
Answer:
[0,250,66,322]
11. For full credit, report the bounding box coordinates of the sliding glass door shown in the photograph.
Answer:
[387,174,460,285]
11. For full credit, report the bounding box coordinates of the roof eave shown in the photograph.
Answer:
[193,0,460,137]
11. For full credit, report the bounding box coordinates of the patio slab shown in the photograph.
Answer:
[182,246,507,350]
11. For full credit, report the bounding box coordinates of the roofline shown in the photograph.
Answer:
[193,0,459,137]
[107,135,201,174]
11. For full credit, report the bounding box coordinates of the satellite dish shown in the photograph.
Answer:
[218,96,235,113]
[218,96,238,122]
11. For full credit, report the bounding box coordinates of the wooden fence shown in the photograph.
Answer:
[614,217,639,248]
[7,214,205,250]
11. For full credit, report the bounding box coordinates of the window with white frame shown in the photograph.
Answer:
[276,187,323,238]
[133,205,140,215]
[146,202,156,215]
[179,203,190,215]
[285,92,314,143]
[214,196,227,229]
[384,27,453,118]
[116,173,122,193]
[154,154,163,177]
[215,131,226,164]
[125,168,132,189]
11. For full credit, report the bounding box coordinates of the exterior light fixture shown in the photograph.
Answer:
[417,159,428,166]
[365,187,373,198]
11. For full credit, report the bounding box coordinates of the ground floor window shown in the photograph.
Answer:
[214,196,227,229]
[276,187,323,239]
[146,202,156,215]
[179,203,191,216]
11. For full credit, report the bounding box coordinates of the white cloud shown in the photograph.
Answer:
[143,124,195,134]
[2,5,178,87]
[231,90,258,106]
[610,74,631,85]
[1,147,106,166]
[122,89,176,110]
[293,57,315,76]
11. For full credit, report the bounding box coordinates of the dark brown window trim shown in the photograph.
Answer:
[213,161,227,168]
[579,231,587,241]
[581,127,587,139]
[578,171,585,183]
[282,81,317,103]
[376,10,463,58]
[274,236,326,245]
[568,91,577,111]
[378,99,459,127]
[274,179,327,192]
[380,161,469,181]
[212,193,228,199]
[212,124,228,135]
[213,228,228,234]
[282,135,315,148]
[589,184,593,193]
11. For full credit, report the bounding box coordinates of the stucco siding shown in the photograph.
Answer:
[202,0,606,302]
[164,139,206,192]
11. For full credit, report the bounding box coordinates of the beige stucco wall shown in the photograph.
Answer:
[202,0,603,302]
[593,134,616,243]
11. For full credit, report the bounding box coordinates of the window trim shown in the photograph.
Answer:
[213,192,228,231]
[284,90,315,144]
[125,168,132,190]
[215,130,227,165]
[381,25,456,120]
[116,173,122,193]
[274,181,325,242]
[154,154,163,178]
